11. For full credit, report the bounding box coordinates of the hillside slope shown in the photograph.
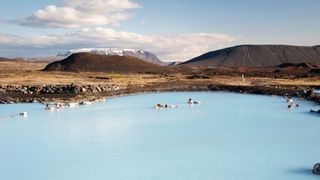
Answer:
[58,48,170,66]
[44,53,167,73]
[182,45,320,67]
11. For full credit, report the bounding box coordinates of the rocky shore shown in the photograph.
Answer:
[0,84,126,104]
[1,81,320,105]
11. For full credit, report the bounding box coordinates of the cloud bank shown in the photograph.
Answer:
[1,0,239,61]
[10,0,140,28]
[0,28,238,61]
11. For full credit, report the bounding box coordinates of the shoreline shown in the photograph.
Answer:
[1,81,320,105]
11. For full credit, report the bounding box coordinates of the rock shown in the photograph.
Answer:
[314,163,320,175]
[305,90,313,97]
[310,109,320,113]
[97,87,102,92]
[187,74,210,79]
[80,87,87,93]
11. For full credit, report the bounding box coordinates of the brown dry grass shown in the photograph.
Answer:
[0,70,169,86]
[0,61,48,71]
[2,57,319,87]
[178,76,320,87]
[1,70,320,87]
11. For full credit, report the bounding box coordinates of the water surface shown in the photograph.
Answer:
[314,90,320,94]
[0,92,320,180]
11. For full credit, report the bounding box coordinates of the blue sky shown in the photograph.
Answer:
[0,0,319,61]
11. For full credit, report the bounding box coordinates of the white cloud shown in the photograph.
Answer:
[10,0,140,28]
[0,28,238,61]
[0,0,240,60]
[65,0,140,13]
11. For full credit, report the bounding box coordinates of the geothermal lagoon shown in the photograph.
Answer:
[0,92,319,180]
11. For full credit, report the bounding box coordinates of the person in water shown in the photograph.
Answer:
[188,98,201,105]
[56,104,63,110]
[155,104,178,109]
[287,97,294,108]
[287,97,294,105]
[155,104,163,109]
[45,104,52,111]
[287,96,300,108]
[165,104,178,108]
[288,103,299,109]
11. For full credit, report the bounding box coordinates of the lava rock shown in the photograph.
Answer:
[80,87,87,93]
[314,163,320,175]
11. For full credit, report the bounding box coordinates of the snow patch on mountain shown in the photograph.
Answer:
[58,48,168,65]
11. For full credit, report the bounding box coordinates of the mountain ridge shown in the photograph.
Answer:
[44,52,167,73]
[182,45,320,67]
[57,48,169,66]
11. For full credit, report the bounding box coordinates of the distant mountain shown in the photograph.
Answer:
[0,56,48,71]
[44,53,167,73]
[0,57,12,61]
[182,45,320,67]
[57,48,169,66]
[21,56,64,63]
[0,57,30,62]
[0,56,62,63]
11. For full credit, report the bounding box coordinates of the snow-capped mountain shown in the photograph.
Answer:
[58,48,168,66]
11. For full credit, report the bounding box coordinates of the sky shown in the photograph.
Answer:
[0,0,319,61]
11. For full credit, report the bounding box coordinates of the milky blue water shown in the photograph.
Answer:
[314,90,320,94]
[0,92,320,180]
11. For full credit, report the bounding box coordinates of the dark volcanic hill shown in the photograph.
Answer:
[0,57,14,61]
[57,48,170,66]
[43,53,167,73]
[182,45,320,67]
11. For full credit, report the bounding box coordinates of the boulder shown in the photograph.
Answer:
[314,163,320,175]
[96,87,102,92]
[310,109,320,114]
[80,87,87,93]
